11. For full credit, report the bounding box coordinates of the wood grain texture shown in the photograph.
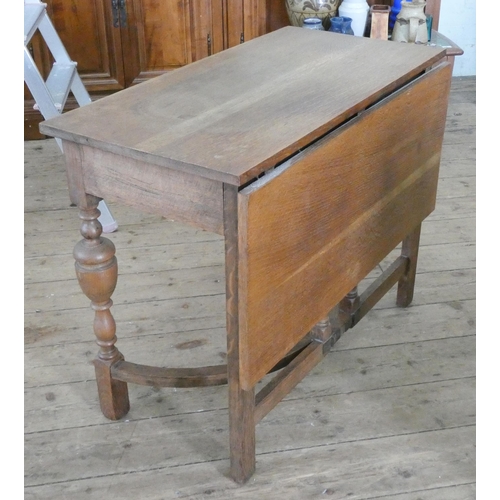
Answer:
[110,360,228,387]
[237,62,453,389]
[23,78,476,498]
[40,0,127,91]
[397,224,422,307]
[224,184,256,483]
[254,341,324,424]
[63,141,224,234]
[128,0,192,77]
[40,27,446,185]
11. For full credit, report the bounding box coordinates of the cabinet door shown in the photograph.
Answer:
[43,0,126,92]
[122,0,225,86]
[226,0,267,48]
[84,0,288,91]
[123,0,191,85]
[29,0,283,95]
[190,0,225,61]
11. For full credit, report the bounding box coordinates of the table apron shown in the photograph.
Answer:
[62,142,225,235]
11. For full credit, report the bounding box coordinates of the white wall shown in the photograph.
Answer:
[438,0,476,76]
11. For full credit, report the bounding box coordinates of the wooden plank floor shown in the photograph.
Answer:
[24,76,476,500]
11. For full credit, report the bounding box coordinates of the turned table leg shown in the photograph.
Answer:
[73,195,130,420]
[397,223,422,307]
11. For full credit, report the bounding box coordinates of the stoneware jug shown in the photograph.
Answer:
[392,1,428,44]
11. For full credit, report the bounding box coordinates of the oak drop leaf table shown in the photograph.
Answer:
[40,27,453,483]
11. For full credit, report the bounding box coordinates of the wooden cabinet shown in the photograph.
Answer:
[25,0,290,139]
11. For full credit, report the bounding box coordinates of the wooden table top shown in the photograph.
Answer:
[40,27,446,186]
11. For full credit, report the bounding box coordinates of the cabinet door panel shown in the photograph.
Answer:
[226,0,244,47]
[45,0,126,92]
[127,0,192,84]
[190,0,224,61]
[242,0,266,42]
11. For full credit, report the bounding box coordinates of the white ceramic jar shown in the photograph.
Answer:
[338,0,369,36]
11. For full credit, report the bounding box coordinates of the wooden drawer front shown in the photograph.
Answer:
[237,62,452,390]
[63,142,224,235]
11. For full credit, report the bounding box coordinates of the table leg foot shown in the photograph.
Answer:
[94,356,130,420]
[74,195,130,420]
[397,224,422,307]
[229,386,256,484]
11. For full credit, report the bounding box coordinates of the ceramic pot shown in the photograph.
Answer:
[328,16,354,35]
[302,17,325,30]
[391,0,428,44]
[285,0,340,28]
[337,0,369,36]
